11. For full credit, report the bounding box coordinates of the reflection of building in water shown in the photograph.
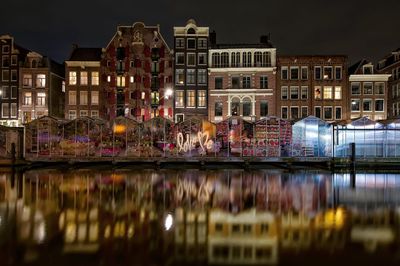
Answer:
[313,207,348,251]
[174,207,208,262]
[208,209,278,265]
[350,209,395,252]
[280,212,312,251]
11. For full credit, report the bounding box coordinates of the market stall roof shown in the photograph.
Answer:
[143,116,174,125]
[25,115,65,126]
[216,116,254,125]
[378,117,400,126]
[292,115,331,126]
[112,116,140,125]
[336,116,384,128]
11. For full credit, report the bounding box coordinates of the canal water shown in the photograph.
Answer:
[1,167,400,266]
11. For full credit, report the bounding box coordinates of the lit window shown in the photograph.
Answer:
[23,92,32,105]
[69,71,77,85]
[23,74,32,87]
[91,91,99,105]
[175,69,184,85]
[68,90,77,105]
[323,66,333,80]
[37,92,46,106]
[334,86,342,99]
[36,74,46,87]
[80,91,88,105]
[323,86,332,99]
[175,90,184,108]
[198,90,206,107]
[314,86,321,99]
[91,72,99,86]
[117,76,125,87]
[68,110,77,120]
[80,71,88,85]
[186,90,195,107]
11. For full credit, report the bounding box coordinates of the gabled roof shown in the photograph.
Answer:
[348,59,374,75]
[68,47,102,61]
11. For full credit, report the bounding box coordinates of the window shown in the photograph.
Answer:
[198,38,207,49]
[176,53,184,65]
[254,52,263,67]
[10,103,17,118]
[231,52,240,67]
[281,86,288,100]
[198,90,206,107]
[175,38,184,48]
[221,52,229,67]
[68,110,77,120]
[212,53,220,67]
[117,76,125,87]
[290,86,299,99]
[198,53,207,65]
[260,101,268,116]
[314,66,322,80]
[11,86,17,99]
[1,103,9,118]
[175,90,184,107]
[363,82,373,95]
[197,69,207,85]
[324,107,333,120]
[290,67,299,80]
[301,86,308,99]
[323,86,332,99]
[363,99,372,111]
[242,52,252,67]
[351,99,360,111]
[243,100,251,116]
[335,107,342,120]
[68,90,77,105]
[91,110,99,118]
[175,69,184,85]
[375,99,384,112]
[260,76,268,89]
[281,67,288,80]
[69,71,77,85]
[91,91,99,105]
[335,66,342,80]
[314,86,321,99]
[186,90,195,107]
[187,53,195,66]
[323,66,333,80]
[351,82,360,95]
[2,45,10,54]
[301,107,308,118]
[1,86,9,99]
[281,107,288,119]
[301,66,308,80]
[215,102,223,116]
[186,69,196,85]
[2,70,9,81]
[231,100,240,116]
[80,91,88,105]
[23,74,32,87]
[315,106,321,118]
[80,110,88,117]
[10,70,17,81]
[363,65,373,74]
[23,92,32,105]
[334,86,342,99]
[80,71,88,85]
[375,82,384,95]
[291,107,299,119]
[215,77,223,89]
[91,72,99,85]
[36,92,46,106]
[187,38,196,49]
[2,56,10,67]
[242,76,251,88]
[232,77,240,89]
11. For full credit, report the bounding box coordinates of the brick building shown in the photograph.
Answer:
[19,51,64,124]
[208,34,277,123]
[65,46,103,120]
[173,19,209,122]
[377,49,400,118]
[348,59,390,120]
[276,55,348,121]
[102,22,173,122]
[0,35,29,126]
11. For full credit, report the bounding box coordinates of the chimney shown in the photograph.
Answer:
[260,35,269,44]
[210,30,217,45]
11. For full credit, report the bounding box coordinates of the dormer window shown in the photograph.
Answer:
[363,65,373,74]
[187,28,196,34]
[31,60,37,68]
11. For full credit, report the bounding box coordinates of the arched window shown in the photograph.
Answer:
[231,98,240,116]
[243,52,252,67]
[231,52,240,67]
[221,52,229,67]
[254,52,263,67]
[263,52,271,67]
[212,53,221,67]
[242,98,252,117]
[187,28,196,34]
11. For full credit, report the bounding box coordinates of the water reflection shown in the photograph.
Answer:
[1,169,400,265]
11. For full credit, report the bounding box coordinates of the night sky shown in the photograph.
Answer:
[1,0,399,65]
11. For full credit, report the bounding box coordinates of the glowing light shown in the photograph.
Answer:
[165,88,173,99]
[164,214,173,231]
[113,124,126,134]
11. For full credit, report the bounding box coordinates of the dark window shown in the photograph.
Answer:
[260,101,268,116]
[335,107,342,120]
[281,67,288,80]
[231,101,240,116]
[187,39,196,49]
[243,102,251,116]
[315,107,321,118]
[116,47,125,61]
[242,76,251,88]
[290,67,299,80]
[375,100,384,111]
[301,107,308,118]
[291,107,299,119]
[315,66,322,80]
[232,77,240,89]
[215,77,223,89]
[215,102,223,116]
[260,76,268,89]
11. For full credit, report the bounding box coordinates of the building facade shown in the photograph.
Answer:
[173,19,209,123]
[377,49,400,118]
[102,22,173,122]
[19,51,64,124]
[65,46,103,120]
[277,55,348,121]
[0,35,29,126]
[348,60,390,120]
[208,35,276,123]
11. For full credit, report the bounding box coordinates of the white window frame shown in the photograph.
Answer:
[335,106,342,120]
[187,53,196,67]
[175,52,185,65]
[281,106,288,119]
[375,99,385,112]
[323,106,333,120]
